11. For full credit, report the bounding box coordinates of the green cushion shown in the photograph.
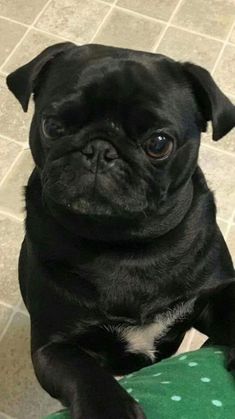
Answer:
[44,411,71,419]
[44,347,235,419]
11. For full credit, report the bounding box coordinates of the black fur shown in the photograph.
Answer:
[7,43,235,419]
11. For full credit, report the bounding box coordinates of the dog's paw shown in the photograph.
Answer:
[131,402,147,419]
[227,347,235,371]
[71,390,146,419]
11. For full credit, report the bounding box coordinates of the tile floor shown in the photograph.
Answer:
[0,0,234,417]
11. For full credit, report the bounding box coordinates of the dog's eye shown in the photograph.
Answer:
[144,134,173,159]
[41,117,66,139]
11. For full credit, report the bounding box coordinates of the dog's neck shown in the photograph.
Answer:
[132,179,194,241]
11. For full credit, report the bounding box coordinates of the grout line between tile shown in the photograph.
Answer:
[0,298,28,317]
[224,209,235,240]
[90,0,118,42]
[228,41,235,47]
[32,0,53,26]
[17,308,29,317]
[0,14,29,28]
[31,26,76,44]
[217,216,229,224]
[0,299,23,342]
[0,149,25,188]
[0,133,26,148]
[0,208,23,223]
[0,29,30,71]
[201,142,235,158]
[0,412,16,419]
[226,92,235,101]
[0,299,28,317]
[211,21,235,76]
[0,0,53,72]
[0,300,14,310]
[153,0,185,52]
[112,3,167,25]
[169,23,224,43]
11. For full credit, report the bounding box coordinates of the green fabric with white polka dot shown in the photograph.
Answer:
[44,347,235,419]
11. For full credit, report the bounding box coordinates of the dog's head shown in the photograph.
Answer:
[7,43,235,237]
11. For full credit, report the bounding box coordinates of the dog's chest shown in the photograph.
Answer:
[103,299,195,361]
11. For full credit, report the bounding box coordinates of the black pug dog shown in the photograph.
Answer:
[7,43,235,419]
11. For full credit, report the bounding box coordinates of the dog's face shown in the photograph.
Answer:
[7,43,235,227]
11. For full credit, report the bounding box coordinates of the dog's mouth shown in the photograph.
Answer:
[44,192,149,220]
[42,171,149,219]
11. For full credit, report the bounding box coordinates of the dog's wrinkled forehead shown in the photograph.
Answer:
[42,49,184,103]
[37,48,195,138]
[40,46,172,94]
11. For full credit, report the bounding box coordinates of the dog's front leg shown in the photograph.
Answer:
[194,281,235,371]
[32,338,146,419]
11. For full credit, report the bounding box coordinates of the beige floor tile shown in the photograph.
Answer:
[0,150,34,219]
[0,76,32,143]
[94,8,164,51]
[176,330,192,354]
[0,136,22,182]
[0,313,61,418]
[3,29,67,74]
[217,219,228,237]
[0,18,26,67]
[172,0,235,40]
[199,145,235,220]
[0,0,48,25]
[189,330,208,351]
[214,45,235,97]
[117,0,179,21]
[0,216,23,305]
[202,118,235,154]
[157,26,222,71]
[36,0,110,43]
[0,413,12,419]
[229,26,235,44]
[19,299,28,314]
[0,304,12,332]
[227,226,235,263]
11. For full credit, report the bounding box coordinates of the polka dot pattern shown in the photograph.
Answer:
[118,347,230,419]
[188,362,198,367]
[212,400,223,407]
[200,377,211,382]
[171,395,182,401]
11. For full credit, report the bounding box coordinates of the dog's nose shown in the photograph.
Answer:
[81,140,119,173]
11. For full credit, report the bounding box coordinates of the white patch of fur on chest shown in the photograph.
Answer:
[118,299,195,361]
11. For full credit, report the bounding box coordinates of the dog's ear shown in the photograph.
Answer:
[6,42,74,112]
[182,62,235,141]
